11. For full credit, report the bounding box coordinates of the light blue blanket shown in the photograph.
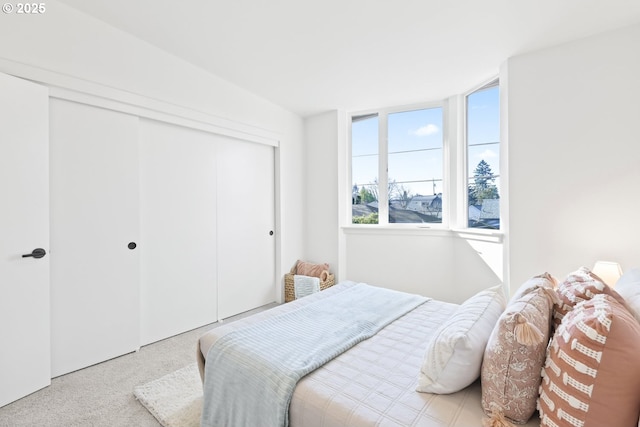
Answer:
[201,282,427,427]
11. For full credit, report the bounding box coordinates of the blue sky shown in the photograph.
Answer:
[467,86,500,180]
[352,85,499,198]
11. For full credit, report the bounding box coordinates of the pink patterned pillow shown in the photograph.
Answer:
[539,294,640,427]
[553,266,626,329]
[481,274,557,425]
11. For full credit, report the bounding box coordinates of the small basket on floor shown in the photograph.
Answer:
[284,265,335,303]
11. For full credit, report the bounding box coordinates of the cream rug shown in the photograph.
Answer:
[134,363,202,427]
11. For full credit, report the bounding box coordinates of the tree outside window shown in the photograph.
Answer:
[467,81,500,229]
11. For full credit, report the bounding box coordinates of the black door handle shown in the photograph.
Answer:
[22,248,46,259]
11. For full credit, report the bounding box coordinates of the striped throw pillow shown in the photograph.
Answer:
[539,294,640,427]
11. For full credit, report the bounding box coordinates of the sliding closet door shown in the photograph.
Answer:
[0,73,50,407]
[217,137,275,319]
[139,119,218,345]
[49,99,140,376]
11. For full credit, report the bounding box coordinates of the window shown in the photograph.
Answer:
[351,105,444,225]
[349,79,499,230]
[466,81,500,229]
[351,113,379,224]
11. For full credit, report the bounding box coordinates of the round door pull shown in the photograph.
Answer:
[269,230,274,236]
[22,248,46,259]
[128,242,137,250]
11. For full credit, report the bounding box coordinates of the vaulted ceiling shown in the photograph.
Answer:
[58,0,640,117]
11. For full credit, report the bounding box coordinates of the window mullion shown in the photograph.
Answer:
[378,113,389,225]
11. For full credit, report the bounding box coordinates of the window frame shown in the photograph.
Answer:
[348,100,449,228]
[463,78,500,231]
[345,77,501,236]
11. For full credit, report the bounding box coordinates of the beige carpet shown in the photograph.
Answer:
[134,363,202,427]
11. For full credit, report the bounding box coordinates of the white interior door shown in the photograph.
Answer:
[0,73,50,407]
[217,137,275,319]
[49,99,140,376]
[139,119,218,345]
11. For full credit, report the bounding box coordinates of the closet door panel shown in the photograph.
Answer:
[139,119,218,345]
[0,73,50,406]
[217,137,275,319]
[49,99,140,376]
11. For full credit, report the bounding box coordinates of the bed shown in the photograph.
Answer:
[197,281,541,427]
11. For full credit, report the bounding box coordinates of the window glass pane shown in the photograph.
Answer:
[388,108,443,224]
[351,114,379,224]
[467,84,500,229]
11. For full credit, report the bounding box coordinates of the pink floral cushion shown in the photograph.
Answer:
[481,274,557,424]
[509,272,557,303]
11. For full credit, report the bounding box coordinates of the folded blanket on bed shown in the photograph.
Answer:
[200,282,428,427]
[293,274,320,299]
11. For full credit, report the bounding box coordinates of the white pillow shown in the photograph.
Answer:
[614,267,640,323]
[416,285,506,394]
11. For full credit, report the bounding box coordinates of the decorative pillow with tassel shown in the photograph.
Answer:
[481,274,558,425]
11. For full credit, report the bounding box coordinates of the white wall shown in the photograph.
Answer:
[0,0,305,300]
[342,230,502,303]
[303,112,340,272]
[505,23,640,291]
[0,1,287,134]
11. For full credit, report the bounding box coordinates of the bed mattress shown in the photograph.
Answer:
[198,284,541,427]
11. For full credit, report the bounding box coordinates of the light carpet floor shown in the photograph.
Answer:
[134,363,202,427]
[0,303,276,427]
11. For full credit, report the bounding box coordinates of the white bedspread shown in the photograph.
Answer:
[201,282,427,427]
[290,295,541,427]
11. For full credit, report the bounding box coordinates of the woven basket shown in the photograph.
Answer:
[284,265,335,302]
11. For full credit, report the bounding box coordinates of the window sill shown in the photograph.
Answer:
[450,227,503,243]
[342,225,453,237]
[341,225,503,242]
